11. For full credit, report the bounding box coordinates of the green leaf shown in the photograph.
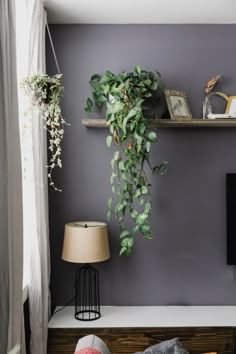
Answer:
[120,230,130,239]
[121,237,129,247]
[85,97,93,112]
[148,131,157,142]
[102,83,109,95]
[128,237,134,248]
[107,210,111,220]
[146,141,151,152]
[107,197,112,210]
[135,65,141,75]
[119,215,123,223]
[136,143,142,153]
[125,248,131,256]
[113,101,125,113]
[112,186,115,193]
[139,123,146,135]
[111,159,115,169]
[110,172,117,184]
[130,121,136,132]
[139,198,144,206]
[100,71,113,83]
[96,94,107,103]
[127,183,132,192]
[106,135,112,148]
[144,202,151,214]
[153,162,168,176]
[141,186,148,195]
[132,225,139,234]
[114,151,119,161]
[118,160,125,171]
[136,213,147,225]
[158,161,168,176]
[133,189,141,198]
[120,247,127,256]
[85,106,91,113]
[150,81,158,91]
[134,132,143,145]
[116,203,124,212]
[86,97,93,108]
[143,231,153,239]
[90,74,101,82]
[125,108,137,120]
[148,72,154,80]
[122,109,137,134]
[141,224,150,233]
[130,209,138,219]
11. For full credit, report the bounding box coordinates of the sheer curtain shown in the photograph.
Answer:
[27,5,51,354]
[16,1,50,354]
[0,0,24,353]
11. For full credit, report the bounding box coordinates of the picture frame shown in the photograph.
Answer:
[225,96,236,115]
[165,89,192,120]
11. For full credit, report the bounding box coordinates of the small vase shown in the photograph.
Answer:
[202,94,213,119]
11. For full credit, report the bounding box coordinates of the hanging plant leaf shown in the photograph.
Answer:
[135,65,141,75]
[120,230,130,238]
[106,135,113,147]
[148,131,157,142]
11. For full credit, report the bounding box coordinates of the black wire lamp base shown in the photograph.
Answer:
[75,264,101,321]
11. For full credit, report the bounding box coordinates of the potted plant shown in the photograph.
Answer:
[85,66,168,255]
[21,74,67,191]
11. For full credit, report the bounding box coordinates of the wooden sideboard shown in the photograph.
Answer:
[48,306,236,354]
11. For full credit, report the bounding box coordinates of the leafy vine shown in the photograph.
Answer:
[85,66,168,255]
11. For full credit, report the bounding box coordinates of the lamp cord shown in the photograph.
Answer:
[51,295,75,317]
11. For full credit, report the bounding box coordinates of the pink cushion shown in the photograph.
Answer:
[74,349,102,354]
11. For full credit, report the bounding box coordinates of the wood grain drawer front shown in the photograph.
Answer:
[48,327,234,354]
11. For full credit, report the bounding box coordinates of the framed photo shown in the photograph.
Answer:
[225,96,236,115]
[165,90,192,120]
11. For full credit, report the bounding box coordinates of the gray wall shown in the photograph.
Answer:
[47,24,236,306]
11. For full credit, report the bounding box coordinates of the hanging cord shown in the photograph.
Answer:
[28,4,61,75]
[44,11,61,74]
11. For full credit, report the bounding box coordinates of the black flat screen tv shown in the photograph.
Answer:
[226,173,236,265]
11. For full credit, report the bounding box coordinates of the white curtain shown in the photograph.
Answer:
[16,1,50,354]
[28,4,51,354]
[0,0,24,353]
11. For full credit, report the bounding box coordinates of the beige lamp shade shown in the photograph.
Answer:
[62,221,110,263]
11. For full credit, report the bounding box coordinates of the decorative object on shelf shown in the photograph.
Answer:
[85,66,168,256]
[21,74,67,191]
[165,90,192,120]
[225,96,236,115]
[62,221,110,321]
[203,75,236,119]
[203,75,224,119]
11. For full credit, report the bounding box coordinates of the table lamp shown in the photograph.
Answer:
[62,221,110,321]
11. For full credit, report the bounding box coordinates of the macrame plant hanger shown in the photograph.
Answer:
[44,11,61,74]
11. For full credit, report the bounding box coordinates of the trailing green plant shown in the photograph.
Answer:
[21,74,67,191]
[85,66,168,255]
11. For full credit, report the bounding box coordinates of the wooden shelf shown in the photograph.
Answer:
[49,306,236,328]
[82,118,236,128]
